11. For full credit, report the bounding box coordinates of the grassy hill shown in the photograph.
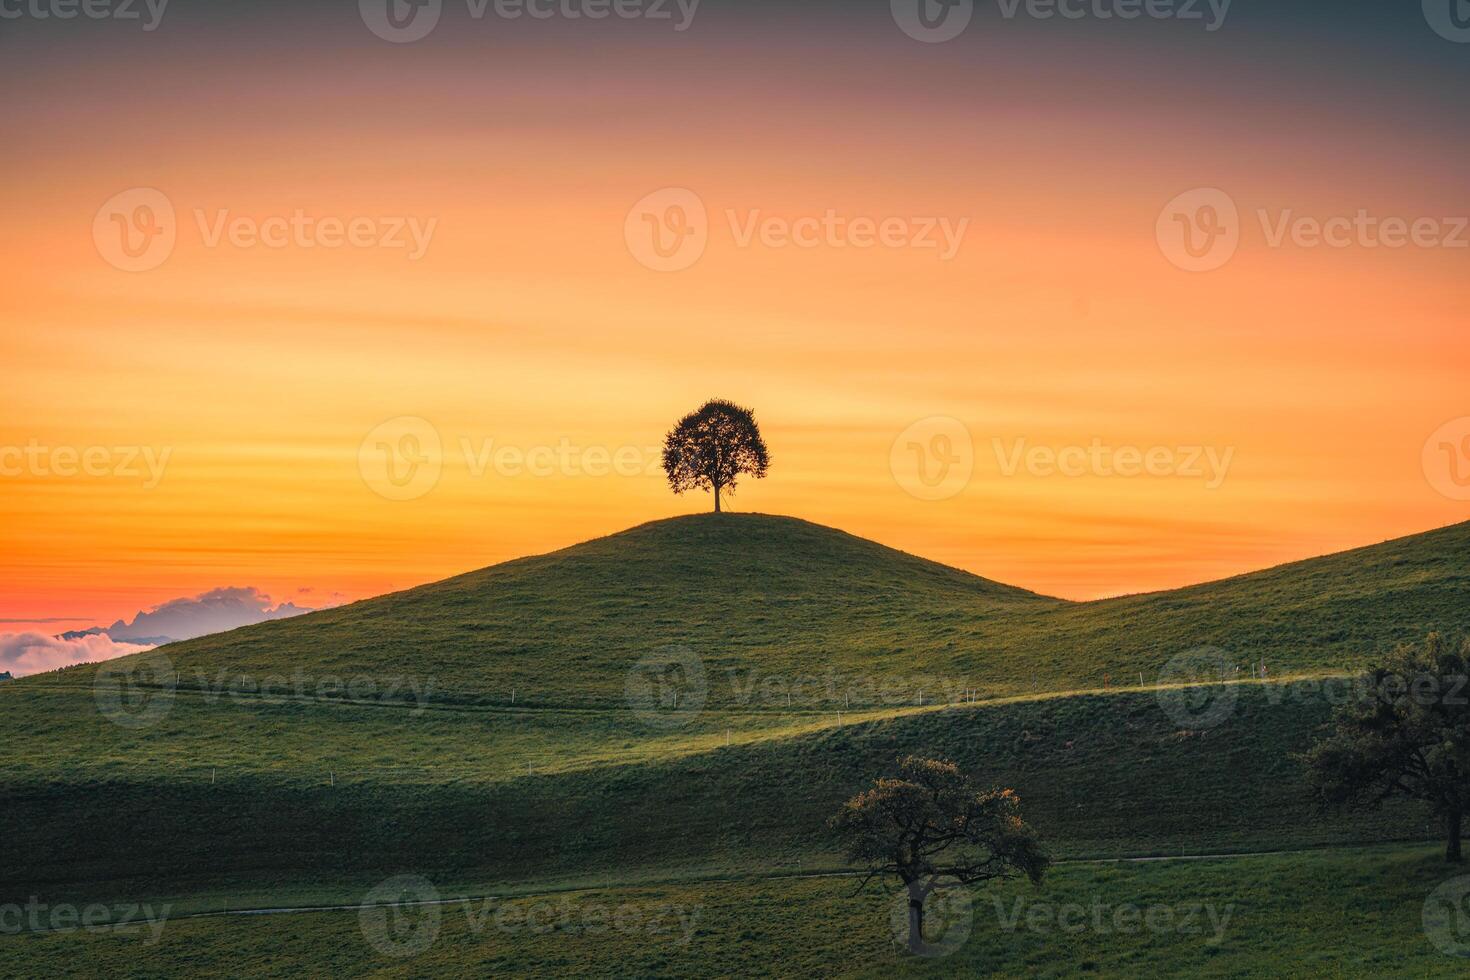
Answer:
[2,514,1467,975]
[0,678,1431,907]
[121,514,1055,710]
[29,513,1468,710]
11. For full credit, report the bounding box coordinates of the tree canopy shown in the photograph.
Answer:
[1302,632,1470,862]
[830,756,1049,955]
[661,399,769,512]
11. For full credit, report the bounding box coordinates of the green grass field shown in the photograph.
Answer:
[3,514,1468,975]
[5,846,1463,978]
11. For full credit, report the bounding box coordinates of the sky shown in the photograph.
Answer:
[2,0,1467,643]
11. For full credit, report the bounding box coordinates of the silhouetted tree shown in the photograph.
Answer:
[661,400,769,513]
[1302,633,1470,862]
[830,756,1049,955]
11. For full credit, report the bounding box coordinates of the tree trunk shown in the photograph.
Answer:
[713,482,721,513]
[907,897,925,954]
[1448,809,1463,863]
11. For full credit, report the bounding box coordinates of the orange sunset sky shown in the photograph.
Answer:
[2,2,1467,635]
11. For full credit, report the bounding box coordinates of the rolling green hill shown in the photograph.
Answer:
[0,680,1429,908]
[29,513,1468,710]
[2,513,1467,976]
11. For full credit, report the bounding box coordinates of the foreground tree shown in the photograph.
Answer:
[1302,632,1470,862]
[661,400,769,513]
[830,756,1049,955]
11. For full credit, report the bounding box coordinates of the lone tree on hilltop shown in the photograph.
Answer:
[830,756,1049,955]
[661,399,769,513]
[1302,632,1470,862]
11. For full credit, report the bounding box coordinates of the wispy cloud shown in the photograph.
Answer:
[0,586,324,679]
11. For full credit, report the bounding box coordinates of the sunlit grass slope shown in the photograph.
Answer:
[0,682,1427,906]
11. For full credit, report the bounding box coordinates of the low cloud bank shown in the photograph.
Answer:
[0,632,154,678]
[3,586,319,679]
